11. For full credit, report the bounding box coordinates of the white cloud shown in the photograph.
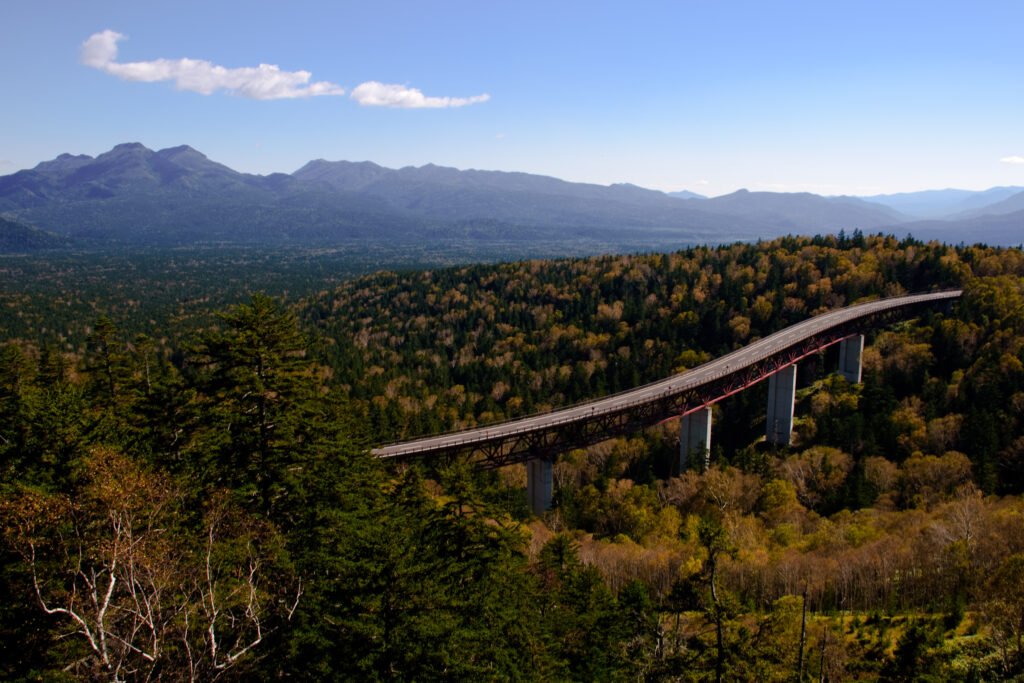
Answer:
[350,81,489,108]
[81,29,345,100]
[1001,155,1024,165]
[81,29,122,68]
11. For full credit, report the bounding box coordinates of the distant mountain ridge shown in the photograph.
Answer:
[698,189,907,232]
[0,143,1019,247]
[864,186,1024,219]
[666,190,707,200]
[953,189,1024,218]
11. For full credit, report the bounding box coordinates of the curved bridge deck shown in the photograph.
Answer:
[373,290,961,468]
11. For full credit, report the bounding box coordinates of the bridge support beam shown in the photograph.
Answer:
[766,364,797,446]
[527,458,553,515]
[838,334,864,384]
[680,407,712,472]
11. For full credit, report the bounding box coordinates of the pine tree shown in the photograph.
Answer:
[190,293,315,517]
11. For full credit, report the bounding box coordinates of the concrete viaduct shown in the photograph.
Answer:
[373,290,962,514]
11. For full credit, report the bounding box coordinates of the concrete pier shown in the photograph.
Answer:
[838,334,864,384]
[766,364,797,446]
[527,458,553,515]
[679,406,713,472]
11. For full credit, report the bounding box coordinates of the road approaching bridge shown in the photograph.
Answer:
[374,290,961,510]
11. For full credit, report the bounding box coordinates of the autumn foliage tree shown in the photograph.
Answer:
[1,447,297,682]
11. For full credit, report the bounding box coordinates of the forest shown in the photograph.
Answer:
[2,233,1024,681]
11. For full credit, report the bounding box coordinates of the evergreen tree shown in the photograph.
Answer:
[189,293,316,518]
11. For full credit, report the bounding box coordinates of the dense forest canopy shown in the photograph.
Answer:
[3,233,1024,681]
[0,241,627,349]
[306,234,969,440]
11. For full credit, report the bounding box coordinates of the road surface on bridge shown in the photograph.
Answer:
[373,289,961,462]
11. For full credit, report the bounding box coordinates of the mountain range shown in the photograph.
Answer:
[0,143,1020,249]
[863,187,1014,218]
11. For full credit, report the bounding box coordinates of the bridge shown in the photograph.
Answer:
[373,290,962,513]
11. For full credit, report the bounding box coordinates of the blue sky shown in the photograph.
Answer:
[2,0,1023,196]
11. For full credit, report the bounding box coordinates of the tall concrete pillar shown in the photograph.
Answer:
[527,458,553,515]
[766,364,797,446]
[838,334,864,384]
[680,407,712,472]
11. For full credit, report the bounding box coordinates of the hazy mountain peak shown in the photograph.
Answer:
[294,158,385,172]
[90,143,156,171]
[152,145,240,178]
[33,153,95,175]
[157,144,206,159]
[109,142,151,154]
[666,190,707,200]
[292,159,336,176]
[292,158,391,191]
